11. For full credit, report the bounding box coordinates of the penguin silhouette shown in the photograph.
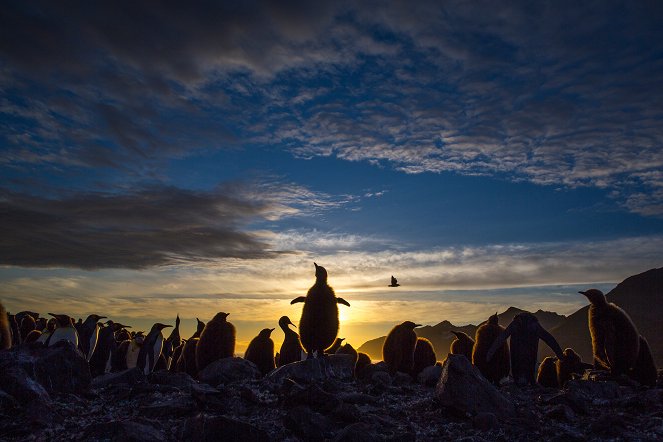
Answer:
[0,302,11,350]
[326,338,345,355]
[119,331,145,371]
[46,313,79,347]
[162,314,181,369]
[472,313,510,385]
[169,342,185,373]
[24,329,42,343]
[556,348,592,387]
[537,356,559,388]
[487,312,564,385]
[244,328,276,376]
[79,314,106,361]
[291,263,350,359]
[412,337,437,376]
[90,320,118,376]
[19,314,36,343]
[277,316,303,366]
[580,289,640,377]
[389,276,400,287]
[449,330,475,361]
[356,352,372,375]
[177,337,200,378]
[382,321,421,374]
[137,323,171,375]
[196,312,235,372]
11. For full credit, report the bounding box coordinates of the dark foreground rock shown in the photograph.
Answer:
[267,354,355,384]
[198,357,261,385]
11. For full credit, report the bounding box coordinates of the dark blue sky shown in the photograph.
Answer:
[1,1,662,345]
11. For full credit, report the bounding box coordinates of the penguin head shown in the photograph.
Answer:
[48,313,73,327]
[152,323,172,332]
[196,318,206,332]
[488,312,499,325]
[89,314,107,323]
[401,321,422,330]
[579,289,607,306]
[562,348,580,362]
[47,318,56,332]
[175,314,180,327]
[450,330,467,341]
[258,328,275,338]
[278,316,296,329]
[314,262,328,282]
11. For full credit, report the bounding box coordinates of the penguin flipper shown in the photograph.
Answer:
[537,324,564,359]
[336,298,351,307]
[290,297,307,305]
[487,323,513,362]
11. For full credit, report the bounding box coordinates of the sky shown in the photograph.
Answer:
[1,1,662,353]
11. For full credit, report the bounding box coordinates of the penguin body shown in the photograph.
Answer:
[196,312,235,373]
[125,333,145,370]
[137,323,171,375]
[487,312,563,385]
[630,335,657,386]
[89,321,118,376]
[581,289,640,376]
[555,348,592,387]
[46,313,79,348]
[0,302,11,350]
[24,329,42,343]
[169,343,184,373]
[177,337,200,378]
[356,352,372,374]
[412,337,437,376]
[163,315,181,369]
[277,316,303,366]
[449,331,475,361]
[326,338,345,355]
[244,328,276,376]
[472,313,510,385]
[19,314,36,343]
[382,321,421,374]
[79,314,106,361]
[537,356,559,388]
[292,263,350,358]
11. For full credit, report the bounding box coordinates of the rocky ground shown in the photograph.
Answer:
[1,343,662,441]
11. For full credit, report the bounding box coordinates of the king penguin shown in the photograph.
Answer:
[0,302,11,350]
[382,321,421,374]
[196,312,235,373]
[277,316,303,367]
[136,323,171,375]
[291,263,350,359]
[163,314,181,369]
[46,313,79,347]
[78,314,106,361]
[472,313,510,385]
[449,330,475,361]
[244,328,276,376]
[89,320,119,376]
[412,337,437,376]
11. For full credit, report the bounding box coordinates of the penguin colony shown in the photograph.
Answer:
[0,270,659,390]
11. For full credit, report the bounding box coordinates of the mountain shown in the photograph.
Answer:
[547,267,663,367]
[357,308,566,361]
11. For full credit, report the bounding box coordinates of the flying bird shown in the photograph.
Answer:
[389,276,400,287]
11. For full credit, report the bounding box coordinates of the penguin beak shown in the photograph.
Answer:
[415,324,422,328]
[314,262,318,269]
[578,291,586,295]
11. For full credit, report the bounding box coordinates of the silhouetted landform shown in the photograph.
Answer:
[358,308,566,362]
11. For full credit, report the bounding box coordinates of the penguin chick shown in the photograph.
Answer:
[24,329,42,344]
[336,342,359,371]
[580,289,641,377]
[244,328,276,376]
[136,323,171,375]
[0,302,11,350]
[487,312,563,385]
[19,314,36,343]
[472,313,510,385]
[449,330,475,361]
[382,321,421,374]
[291,263,350,359]
[277,316,303,367]
[326,338,345,355]
[355,352,372,375]
[196,312,235,373]
[412,337,437,376]
[537,356,559,388]
[556,348,592,387]
[630,335,657,386]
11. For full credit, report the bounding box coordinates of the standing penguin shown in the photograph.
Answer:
[472,313,510,385]
[245,328,276,376]
[537,356,559,388]
[382,321,421,374]
[412,337,437,376]
[487,312,564,385]
[162,314,181,369]
[46,313,79,347]
[121,331,145,371]
[19,314,36,343]
[0,302,11,350]
[277,316,303,367]
[291,263,350,359]
[78,314,106,361]
[556,348,593,387]
[449,330,475,361]
[90,320,119,376]
[177,337,200,378]
[196,312,235,372]
[136,323,171,375]
[580,289,640,377]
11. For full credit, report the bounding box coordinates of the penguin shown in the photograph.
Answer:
[8,313,19,347]
[78,314,106,361]
[46,313,79,347]
[35,317,47,331]
[355,352,372,375]
[472,313,510,385]
[115,327,131,343]
[177,337,200,378]
[277,315,303,367]
[630,335,657,386]
[169,342,185,373]
[89,320,119,376]
[412,337,437,376]
[291,263,350,359]
[556,348,592,387]
[196,312,235,373]
[112,339,130,372]
[36,318,56,345]
[163,314,181,369]
[389,276,400,287]
[0,302,11,350]
[382,321,421,374]
[136,323,171,375]
[244,328,276,376]
[536,356,559,388]
[336,342,359,369]
[326,338,345,355]
[449,330,475,361]
[487,312,564,385]
[19,314,36,343]
[580,289,641,377]
[123,331,145,371]
[24,329,42,344]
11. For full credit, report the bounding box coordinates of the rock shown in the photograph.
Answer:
[0,365,51,407]
[198,357,260,385]
[190,383,230,411]
[565,379,621,403]
[472,412,498,431]
[139,395,197,418]
[588,412,627,438]
[357,361,389,381]
[435,354,515,418]
[91,367,146,388]
[283,383,340,413]
[82,420,166,442]
[179,413,270,442]
[332,402,361,423]
[283,405,334,442]
[371,371,392,387]
[417,364,442,387]
[337,392,378,405]
[267,354,355,385]
[332,423,379,442]
[545,404,575,422]
[148,371,197,390]
[393,372,413,386]
[0,388,18,411]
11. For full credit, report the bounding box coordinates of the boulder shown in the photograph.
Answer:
[283,405,335,442]
[0,365,51,407]
[82,420,166,442]
[179,413,270,442]
[417,365,442,387]
[91,368,146,389]
[283,383,341,413]
[267,354,355,385]
[139,395,197,418]
[435,354,515,418]
[198,357,260,386]
[148,371,197,390]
